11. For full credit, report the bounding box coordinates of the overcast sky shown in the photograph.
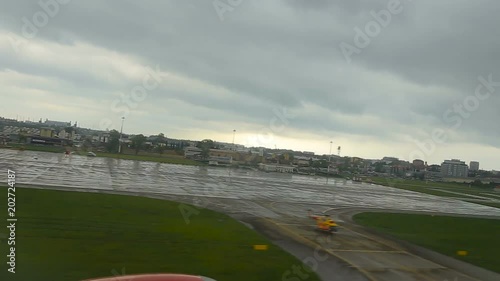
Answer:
[1,0,499,170]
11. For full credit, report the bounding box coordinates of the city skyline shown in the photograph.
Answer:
[1,1,499,171]
[1,114,496,171]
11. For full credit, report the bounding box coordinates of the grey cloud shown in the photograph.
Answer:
[0,0,499,168]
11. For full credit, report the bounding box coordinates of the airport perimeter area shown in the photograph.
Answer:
[1,150,500,281]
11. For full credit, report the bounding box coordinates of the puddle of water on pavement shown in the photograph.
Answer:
[1,150,499,217]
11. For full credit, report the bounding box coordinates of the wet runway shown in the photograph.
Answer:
[1,150,499,218]
[2,149,500,281]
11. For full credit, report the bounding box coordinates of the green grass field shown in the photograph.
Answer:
[373,177,497,192]
[0,187,319,281]
[4,143,67,153]
[370,178,500,207]
[92,152,203,166]
[371,177,455,187]
[465,201,500,209]
[353,212,500,273]
[0,146,203,166]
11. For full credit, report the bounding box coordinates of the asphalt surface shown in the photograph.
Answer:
[259,205,500,281]
[1,150,500,281]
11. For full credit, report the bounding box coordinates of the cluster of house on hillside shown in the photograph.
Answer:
[1,123,78,146]
[0,119,195,152]
[184,146,500,183]
[2,117,498,183]
[361,157,500,184]
[184,146,350,174]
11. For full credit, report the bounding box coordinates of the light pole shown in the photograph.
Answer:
[275,144,279,172]
[118,117,125,153]
[232,129,236,150]
[229,129,236,176]
[328,141,333,173]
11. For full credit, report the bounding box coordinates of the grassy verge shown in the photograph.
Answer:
[370,177,494,200]
[371,177,466,189]
[465,201,500,209]
[353,212,500,273]
[2,144,67,153]
[0,146,203,166]
[91,152,203,166]
[0,187,319,281]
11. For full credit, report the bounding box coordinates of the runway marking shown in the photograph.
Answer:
[341,223,482,281]
[264,218,379,281]
[339,225,405,251]
[266,204,482,281]
[334,217,482,281]
[338,225,460,281]
[334,250,439,281]
[331,250,406,253]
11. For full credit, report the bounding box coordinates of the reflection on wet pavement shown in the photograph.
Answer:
[1,149,499,217]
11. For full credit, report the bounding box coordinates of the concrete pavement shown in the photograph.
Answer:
[2,149,500,281]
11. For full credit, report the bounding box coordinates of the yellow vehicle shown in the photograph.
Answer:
[307,210,339,234]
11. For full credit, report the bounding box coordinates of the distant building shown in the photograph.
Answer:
[40,128,55,138]
[351,157,363,163]
[208,156,233,165]
[427,164,441,172]
[44,119,71,127]
[166,138,189,149]
[208,149,240,160]
[0,117,17,122]
[441,159,468,178]
[58,129,67,139]
[27,136,72,146]
[184,146,201,158]
[382,156,399,164]
[214,141,245,151]
[2,126,40,136]
[258,163,295,173]
[469,161,479,171]
[412,159,425,171]
[293,156,312,166]
[390,161,411,175]
[0,134,7,145]
[98,133,110,143]
[413,159,424,166]
[249,149,264,157]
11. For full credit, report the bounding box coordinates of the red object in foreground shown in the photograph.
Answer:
[84,274,216,281]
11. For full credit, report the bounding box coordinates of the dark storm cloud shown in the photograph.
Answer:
[0,0,499,167]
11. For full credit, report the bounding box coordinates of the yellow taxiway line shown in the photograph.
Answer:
[265,202,481,281]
